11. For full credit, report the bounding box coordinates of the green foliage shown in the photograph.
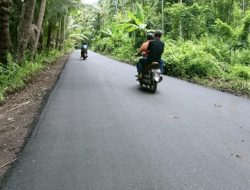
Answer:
[231,48,250,66]
[229,65,250,80]
[238,12,250,47]
[214,19,235,38]
[113,43,135,63]
[199,36,232,64]
[92,28,135,62]
[0,50,62,101]
[163,40,224,78]
[90,1,250,96]
[210,0,235,24]
[166,3,206,39]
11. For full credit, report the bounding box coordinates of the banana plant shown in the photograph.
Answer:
[119,3,147,33]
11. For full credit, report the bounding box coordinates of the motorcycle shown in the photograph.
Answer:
[81,48,88,60]
[137,62,163,93]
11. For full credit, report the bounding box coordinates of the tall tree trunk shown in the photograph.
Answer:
[161,0,164,34]
[15,0,36,63]
[46,21,52,49]
[38,29,43,51]
[55,28,60,49]
[0,0,11,66]
[179,0,183,38]
[59,16,65,51]
[31,0,47,57]
[115,0,118,13]
[242,0,246,13]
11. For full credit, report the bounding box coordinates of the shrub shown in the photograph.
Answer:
[229,65,250,80]
[163,39,224,78]
[0,49,62,101]
[231,49,250,66]
[200,36,232,63]
[214,19,235,38]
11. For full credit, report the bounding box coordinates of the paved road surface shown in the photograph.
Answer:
[2,51,250,190]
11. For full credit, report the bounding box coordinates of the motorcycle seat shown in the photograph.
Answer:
[150,62,160,69]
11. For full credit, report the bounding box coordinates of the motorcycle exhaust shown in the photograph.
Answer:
[152,69,162,83]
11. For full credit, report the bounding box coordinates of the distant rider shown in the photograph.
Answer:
[81,43,88,58]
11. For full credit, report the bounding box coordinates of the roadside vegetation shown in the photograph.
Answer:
[0,50,63,101]
[88,0,250,97]
[0,0,85,101]
[1,0,249,98]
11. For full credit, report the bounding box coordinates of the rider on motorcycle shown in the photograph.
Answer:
[136,31,165,78]
[81,43,88,59]
[146,30,165,73]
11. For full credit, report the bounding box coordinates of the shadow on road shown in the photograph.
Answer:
[130,85,161,95]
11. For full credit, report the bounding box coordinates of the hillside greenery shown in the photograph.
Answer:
[86,0,250,96]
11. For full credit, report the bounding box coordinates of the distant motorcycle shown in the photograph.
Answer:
[136,62,162,93]
[81,48,88,60]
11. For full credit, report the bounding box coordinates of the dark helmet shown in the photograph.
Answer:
[146,33,154,40]
[154,30,163,38]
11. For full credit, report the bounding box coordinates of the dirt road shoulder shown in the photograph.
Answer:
[0,54,70,188]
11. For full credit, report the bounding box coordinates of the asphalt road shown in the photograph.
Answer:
[2,50,250,190]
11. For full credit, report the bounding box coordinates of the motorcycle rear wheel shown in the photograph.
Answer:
[139,81,143,87]
[150,80,157,93]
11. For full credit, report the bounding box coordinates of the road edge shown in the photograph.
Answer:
[0,53,70,189]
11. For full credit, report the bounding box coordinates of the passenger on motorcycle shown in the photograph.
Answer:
[136,33,154,78]
[136,31,165,78]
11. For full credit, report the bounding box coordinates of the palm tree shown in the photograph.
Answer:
[67,5,96,43]
[44,0,80,50]
[31,0,47,56]
[0,0,11,65]
[15,0,36,63]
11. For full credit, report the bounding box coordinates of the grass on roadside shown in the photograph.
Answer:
[92,37,250,98]
[0,50,63,102]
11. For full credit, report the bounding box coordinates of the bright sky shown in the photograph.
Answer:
[81,0,99,5]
